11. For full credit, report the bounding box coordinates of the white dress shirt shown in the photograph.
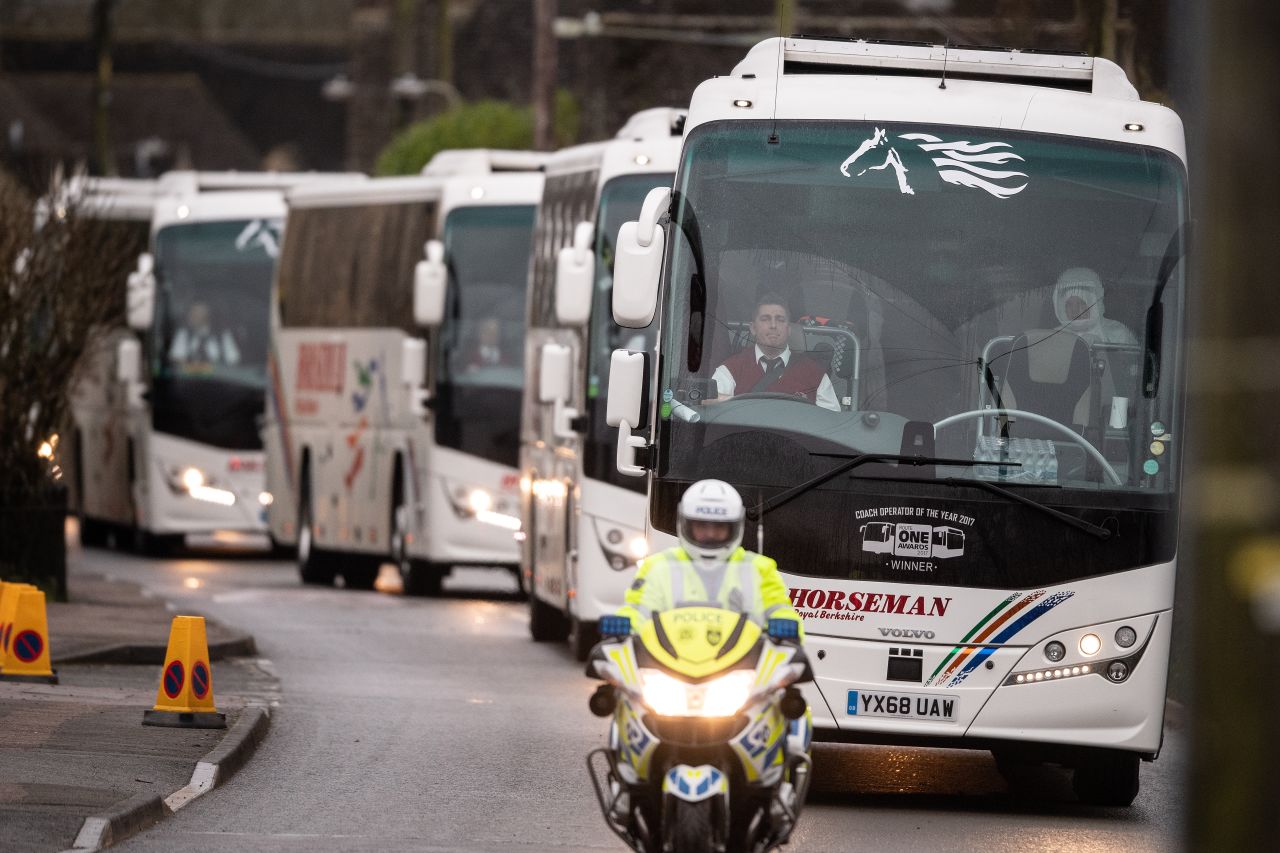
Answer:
[169,327,241,366]
[712,345,840,412]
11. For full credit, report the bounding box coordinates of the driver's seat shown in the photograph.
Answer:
[1000,330,1092,439]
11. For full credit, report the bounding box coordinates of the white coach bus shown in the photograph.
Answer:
[264,152,544,592]
[604,38,1188,806]
[69,173,336,554]
[519,108,685,657]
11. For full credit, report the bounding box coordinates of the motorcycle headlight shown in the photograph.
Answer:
[638,668,755,718]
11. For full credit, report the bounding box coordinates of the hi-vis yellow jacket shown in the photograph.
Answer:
[618,546,804,639]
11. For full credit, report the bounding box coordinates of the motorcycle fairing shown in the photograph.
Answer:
[614,700,659,783]
[730,703,789,784]
[641,607,762,679]
[663,765,729,803]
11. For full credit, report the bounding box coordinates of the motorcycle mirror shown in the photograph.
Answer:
[780,687,807,721]
[588,684,617,718]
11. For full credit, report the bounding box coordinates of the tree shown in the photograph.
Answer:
[0,169,142,595]
[374,93,580,176]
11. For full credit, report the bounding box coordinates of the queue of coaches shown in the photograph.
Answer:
[69,108,1141,606]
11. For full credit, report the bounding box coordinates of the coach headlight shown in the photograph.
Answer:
[444,481,520,530]
[467,489,493,514]
[164,465,236,506]
[162,465,235,506]
[596,521,648,570]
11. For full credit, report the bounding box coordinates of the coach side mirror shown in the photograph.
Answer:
[606,349,650,477]
[401,337,429,416]
[538,343,572,404]
[116,337,144,409]
[539,343,579,440]
[126,252,155,331]
[613,187,670,328]
[555,221,594,326]
[414,240,446,327]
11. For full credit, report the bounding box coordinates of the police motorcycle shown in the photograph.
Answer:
[585,607,814,853]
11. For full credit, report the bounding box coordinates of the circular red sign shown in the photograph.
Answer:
[191,661,211,700]
[162,660,185,699]
[12,630,42,663]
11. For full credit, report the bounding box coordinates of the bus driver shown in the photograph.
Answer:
[169,301,241,367]
[712,293,840,412]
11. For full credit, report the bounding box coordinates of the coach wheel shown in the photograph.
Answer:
[529,578,569,643]
[297,477,336,586]
[404,559,445,597]
[569,615,598,662]
[1072,751,1140,807]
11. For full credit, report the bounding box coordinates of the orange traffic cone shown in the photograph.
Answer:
[0,581,27,670]
[142,615,226,728]
[0,585,59,684]
[0,580,28,675]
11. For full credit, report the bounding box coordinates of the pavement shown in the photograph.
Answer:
[0,570,277,853]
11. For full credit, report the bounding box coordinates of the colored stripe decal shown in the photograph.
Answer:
[927,593,1017,683]
[988,591,1074,646]
[936,591,1044,683]
[946,591,1075,686]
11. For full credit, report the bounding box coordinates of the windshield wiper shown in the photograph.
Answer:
[746,452,986,521]
[939,477,1112,540]
[746,451,1112,541]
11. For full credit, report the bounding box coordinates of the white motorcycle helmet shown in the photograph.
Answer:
[677,479,745,565]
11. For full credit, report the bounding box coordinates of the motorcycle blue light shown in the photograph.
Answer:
[767,618,799,641]
[600,615,632,637]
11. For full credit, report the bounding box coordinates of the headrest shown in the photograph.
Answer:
[1018,330,1087,384]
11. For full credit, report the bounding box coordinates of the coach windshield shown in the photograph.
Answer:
[435,204,538,467]
[151,218,280,449]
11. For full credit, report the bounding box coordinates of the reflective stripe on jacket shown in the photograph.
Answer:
[617,546,803,639]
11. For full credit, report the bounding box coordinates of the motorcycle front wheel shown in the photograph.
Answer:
[665,798,724,853]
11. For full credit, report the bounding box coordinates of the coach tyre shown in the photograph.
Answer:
[391,463,444,596]
[529,573,569,642]
[1072,751,1140,807]
[297,468,336,585]
[569,615,598,662]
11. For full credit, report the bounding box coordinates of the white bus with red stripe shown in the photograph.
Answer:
[264,152,545,592]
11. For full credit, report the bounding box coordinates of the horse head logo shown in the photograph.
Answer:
[840,128,1028,199]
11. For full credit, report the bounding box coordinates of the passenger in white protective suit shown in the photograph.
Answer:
[1052,268,1138,347]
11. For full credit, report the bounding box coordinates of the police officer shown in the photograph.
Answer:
[618,479,803,638]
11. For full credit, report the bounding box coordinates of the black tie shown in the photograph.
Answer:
[761,356,782,376]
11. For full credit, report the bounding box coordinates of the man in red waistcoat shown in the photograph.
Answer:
[711,294,841,412]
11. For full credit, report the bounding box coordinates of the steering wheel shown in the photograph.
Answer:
[729,392,813,405]
[933,408,1123,486]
